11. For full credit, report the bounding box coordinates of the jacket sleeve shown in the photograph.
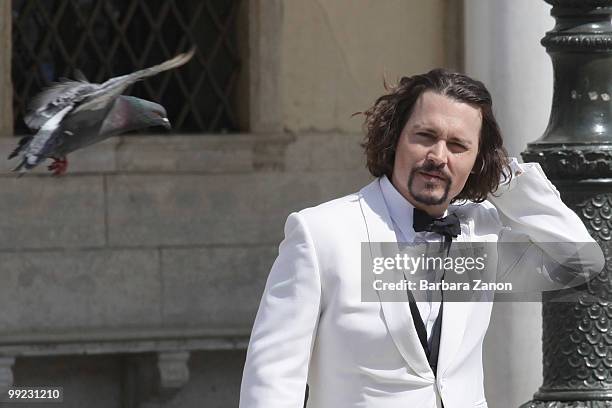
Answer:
[239,212,322,408]
[487,159,605,290]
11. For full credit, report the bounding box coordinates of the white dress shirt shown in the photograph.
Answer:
[379,175,446,345]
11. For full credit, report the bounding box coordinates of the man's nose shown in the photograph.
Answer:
[426,141,448,166]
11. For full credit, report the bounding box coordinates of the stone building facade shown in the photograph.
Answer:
[0,1,459,407]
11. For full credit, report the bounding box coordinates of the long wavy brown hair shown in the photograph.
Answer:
[361,68,510,203]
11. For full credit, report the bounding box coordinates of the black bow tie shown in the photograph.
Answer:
[413,208,461,240]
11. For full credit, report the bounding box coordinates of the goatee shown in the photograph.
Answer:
[407,162,452,205]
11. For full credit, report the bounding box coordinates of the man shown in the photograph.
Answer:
[239,69,604,408]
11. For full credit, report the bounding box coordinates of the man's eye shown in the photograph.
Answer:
[416,132,433,138]
[449,142,467,151]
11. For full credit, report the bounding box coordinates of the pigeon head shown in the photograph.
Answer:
[124,95,171,130]
[99,95,171,137]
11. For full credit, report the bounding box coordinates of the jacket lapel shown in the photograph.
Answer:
[358,179,434,381]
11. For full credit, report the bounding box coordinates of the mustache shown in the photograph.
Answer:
[416,161,451,181]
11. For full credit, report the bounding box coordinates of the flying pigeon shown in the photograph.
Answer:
[9,47,195,175]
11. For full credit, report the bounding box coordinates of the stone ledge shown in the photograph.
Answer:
[0,327,250,357]
[0,132,367,175]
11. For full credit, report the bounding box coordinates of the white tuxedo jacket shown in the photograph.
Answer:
[240,163,604,408]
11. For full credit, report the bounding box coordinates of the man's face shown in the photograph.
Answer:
[391,91,481,217]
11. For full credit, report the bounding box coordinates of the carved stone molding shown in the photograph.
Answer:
[156,351,191,399]
[124,351,191,408]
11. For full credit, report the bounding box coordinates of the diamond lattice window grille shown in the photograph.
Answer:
[12,0,242,135]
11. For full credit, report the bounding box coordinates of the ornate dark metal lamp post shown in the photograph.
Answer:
[520,0,612,406]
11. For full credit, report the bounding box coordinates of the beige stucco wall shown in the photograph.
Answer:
[281,0,447,133]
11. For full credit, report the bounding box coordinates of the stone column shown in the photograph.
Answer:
[464,1,554,407]
[247,0,283,133]
[0,0,12,138]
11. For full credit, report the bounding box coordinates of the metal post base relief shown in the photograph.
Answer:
[520,1,612,407]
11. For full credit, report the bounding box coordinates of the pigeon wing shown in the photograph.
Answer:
[73,47,195,113]
[122,47,195,82]
[24,80,99,130]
